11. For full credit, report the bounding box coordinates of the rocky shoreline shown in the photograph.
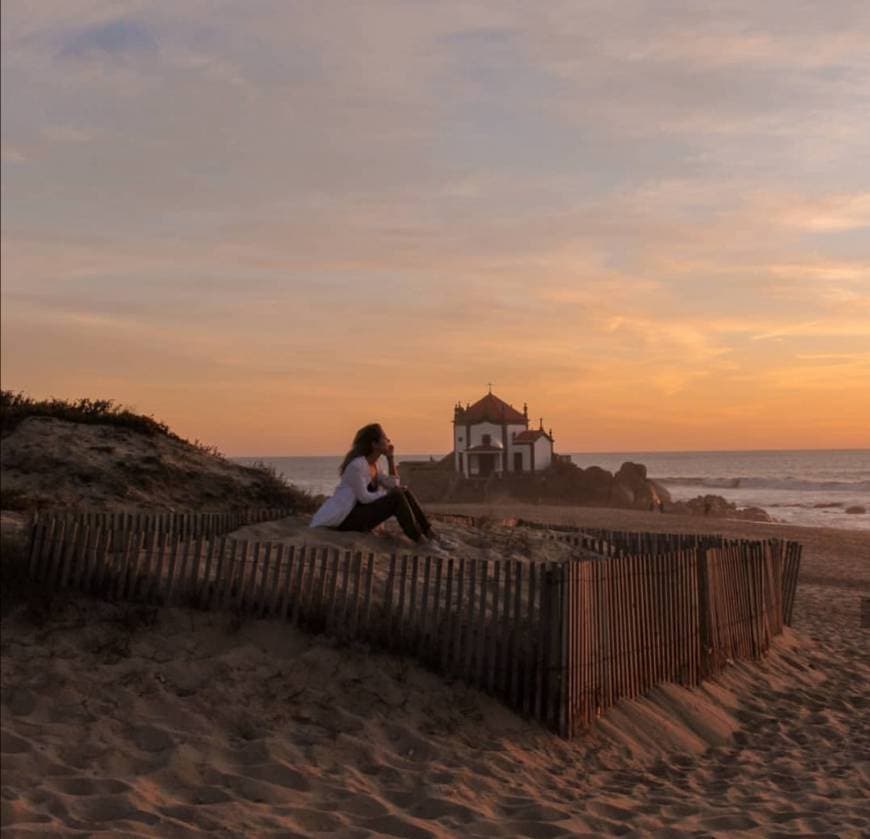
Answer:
[399,457,771,522]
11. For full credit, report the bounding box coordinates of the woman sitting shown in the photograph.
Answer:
[310,423,433,542]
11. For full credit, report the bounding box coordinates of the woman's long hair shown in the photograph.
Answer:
[339,423,384,475]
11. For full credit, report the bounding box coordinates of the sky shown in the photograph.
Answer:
[2,1,869,455]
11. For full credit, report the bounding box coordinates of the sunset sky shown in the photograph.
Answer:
[2,1,869,455]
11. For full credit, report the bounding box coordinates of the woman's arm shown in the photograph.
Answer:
[347,458,388,504]
[378,446,401,489]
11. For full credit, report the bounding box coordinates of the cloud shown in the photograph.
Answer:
[2,1,869,450]
[780,192,870,232]
[58,18,157,61]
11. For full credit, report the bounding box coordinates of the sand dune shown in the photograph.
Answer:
[2,506,868,836]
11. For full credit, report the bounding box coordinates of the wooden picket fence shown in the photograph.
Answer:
[436,517,803,628]
[31,508,293,541]
[23,513,803,737]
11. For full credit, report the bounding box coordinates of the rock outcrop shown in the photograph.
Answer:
[663,495,770,522]
[399,457,771,521]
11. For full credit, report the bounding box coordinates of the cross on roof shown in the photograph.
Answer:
[487,382,493,393]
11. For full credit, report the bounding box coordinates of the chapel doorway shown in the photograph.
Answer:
[478,454,496,476]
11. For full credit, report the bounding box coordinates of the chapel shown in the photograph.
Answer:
[452,389,554,477]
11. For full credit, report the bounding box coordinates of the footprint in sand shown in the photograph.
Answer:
[53,776,131,796]
[130,724,174,753]
[3,687,37,717]
[699,812,760,831]
[245,761,311,791]
[409,795,481,824]
[0,730,32,754]
[363,813,437,839]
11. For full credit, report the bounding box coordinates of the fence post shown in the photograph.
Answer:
[696,546,712,679]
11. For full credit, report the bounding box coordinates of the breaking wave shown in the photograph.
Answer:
[657,477,870,492]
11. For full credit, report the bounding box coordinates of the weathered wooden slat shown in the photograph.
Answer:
[666,551,678,680]
[510,560,523,711]
[306,548,327,625]
[44,519,67,588]
[89,525,110,596]
[208,537,228,610]
[33,516,61,583]
[586,559,596,716]
[477,559,490,691]
[221,540,240,611]
[408,554,420,646]
[113,527,134,601]
[164,535,182,604]
[82,522,99,588]
[125,531,146,600]
[275,544,292,619]
[242,542,260,613]
[638,553,650,694]
[464,559,478,682]
[687,550,698,685]
[452,558,466,674]
[291,545,315,626]
[291,545,308,625]
[317,547,330,626]
[676,551,686,680]
[384,554,397,645]
[418,555,432,656]
[614,556,627,704]
[267,543,284,616]
[593,558,603,715]
[255,542,272,616]
[564,561,575,736]
[323,548,338,632]
[499,559,513,698]
[27,520,47,580]
[523,561,536,717]
[603,557,614,711]
[397,554,409,643]
[199,535,217,608]
[347,551,362,635]
[539,564,553,726]
[184,535,202,605]
[58,521,82,591]
[430,556,444,663]
[361,553,375,637]
[337,550,352,634]
[534,561,548,724]
[440,557,455,673]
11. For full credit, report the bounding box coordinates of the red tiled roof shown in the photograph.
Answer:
[513,429,551,443]
[456,393,526,425]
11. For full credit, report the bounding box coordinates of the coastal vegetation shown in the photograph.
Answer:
[0,391,319,513]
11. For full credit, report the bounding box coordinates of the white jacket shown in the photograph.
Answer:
[309,455,400,528]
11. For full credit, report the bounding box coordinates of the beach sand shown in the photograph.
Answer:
[2,505,868,836]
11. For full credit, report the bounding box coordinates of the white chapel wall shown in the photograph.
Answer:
[468,421,504,447]
[511,446,531,471]
[534,437,552,470]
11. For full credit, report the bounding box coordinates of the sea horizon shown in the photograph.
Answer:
[231,446,870,458]
[233,448,870,532]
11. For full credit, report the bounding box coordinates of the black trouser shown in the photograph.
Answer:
[338,487,432,542]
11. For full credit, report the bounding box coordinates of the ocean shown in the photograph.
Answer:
[232,449,870,532]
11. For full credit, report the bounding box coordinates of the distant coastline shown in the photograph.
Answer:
[233,449,870,532]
